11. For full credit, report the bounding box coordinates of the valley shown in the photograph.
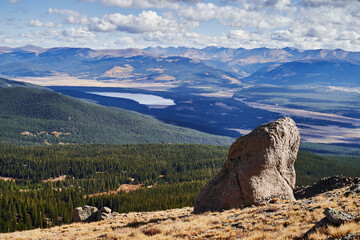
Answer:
[1,46,359,145]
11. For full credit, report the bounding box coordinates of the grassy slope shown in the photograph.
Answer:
[0,87,233,145]
[1,185,359,239]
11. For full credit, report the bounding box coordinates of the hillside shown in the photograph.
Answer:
[0,143,359,233]
[242,59,360,85]
[1,183,359,239]
[0,87,233,145]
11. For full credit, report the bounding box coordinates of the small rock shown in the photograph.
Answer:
[324,207,355,226]
[269,198,280,204]
[100,206,112,214]
[301,208,358,239]
[339,232,360,240]
[345,184,360,196]
[97,207,113,221]
[227,214,240,220]
[231,222,245,230]
[111,212,120,218]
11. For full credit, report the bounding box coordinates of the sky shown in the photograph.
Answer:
[1,0,360,50]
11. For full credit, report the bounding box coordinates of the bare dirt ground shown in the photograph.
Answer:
[0,176,15,182]
[42,175,67,183]
[86,184,143,198]
[13,74,177,91]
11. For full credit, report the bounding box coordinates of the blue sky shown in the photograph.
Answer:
[1,0,360,50]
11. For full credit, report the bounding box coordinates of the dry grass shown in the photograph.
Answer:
[327,222,360,238]
[1,186,359,240]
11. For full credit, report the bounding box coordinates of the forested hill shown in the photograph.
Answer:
[0,87,233,145]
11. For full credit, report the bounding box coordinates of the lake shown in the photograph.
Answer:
[87,92,175,107]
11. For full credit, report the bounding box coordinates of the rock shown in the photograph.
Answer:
[349,184,360,193]
[111,212,120,218]
[345,184,360,196]
[97,207,112,221]
[324,207,356,225]
[73,205,98,222]
[301,208,357,239]
[100,206,112,214]
[194,117,300,214]
[73,206,116,222]
[294,176,360,199]
[340,232,360,240]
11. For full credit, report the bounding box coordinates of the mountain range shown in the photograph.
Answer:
[0,45,359,145]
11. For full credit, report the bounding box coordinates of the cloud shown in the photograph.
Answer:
[48,8,89,25]
[18,28,100,48]
[100,0,201,9]
[142,31,219,47]
[89,11,198,33]
[48,8,196,34]
[114,37,135,47]
[301,0,360,8]
[77,0,96,2]
[219,0,291,10]
[28,19,63,28]
[177,3,291,29]
[62,27,96,38]
[7,0,360,51]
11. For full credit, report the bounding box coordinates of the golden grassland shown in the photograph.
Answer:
[1,186,359,240]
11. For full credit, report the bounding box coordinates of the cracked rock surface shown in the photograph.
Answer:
[194,117,300,214]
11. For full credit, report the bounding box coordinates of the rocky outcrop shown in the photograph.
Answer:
[294,176,360,199]
[73,205,119,222]
[194,117,300,214]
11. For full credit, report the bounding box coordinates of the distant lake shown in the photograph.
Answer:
[87,92,175,107]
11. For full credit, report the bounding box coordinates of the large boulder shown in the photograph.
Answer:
[72,205,98,222]
[194,117,300,214]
